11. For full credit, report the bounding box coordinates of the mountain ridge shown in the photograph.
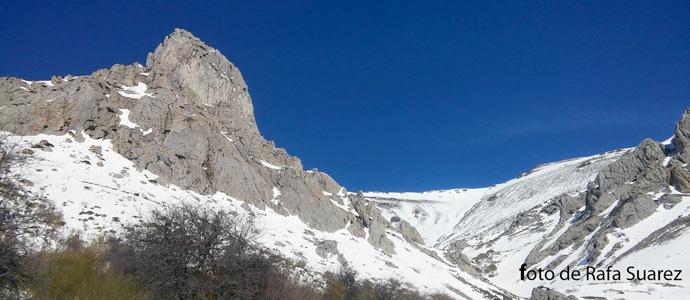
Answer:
[0,29,513,299]
[368,110,690,298]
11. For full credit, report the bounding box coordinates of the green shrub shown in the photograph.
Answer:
[324,273,347,300]
[29,245,146,300]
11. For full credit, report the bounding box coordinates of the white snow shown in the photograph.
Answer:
[8,132,505,299]
[219,131,233,142]
[120,109,139,128]
[662,136,675,145]
[118,109,138,129]
[118,82,154,99]
[38,80,54,87]
[365,188,489,244]
[271,187,281,205]
[260,160,282,170]
[598,200,620,217]
[117,109,151,135]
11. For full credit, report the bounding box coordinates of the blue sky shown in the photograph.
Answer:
[1,1,688,192]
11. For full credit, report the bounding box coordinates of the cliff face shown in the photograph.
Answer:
[0,29,401,251]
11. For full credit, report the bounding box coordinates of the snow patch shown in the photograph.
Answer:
[662,136,675,145]
[219,131,233,142]
[260,160,282,170]
[271,187,281,205]
[118,109,138,129]
[118,82,154,99]
[599,200,620,217]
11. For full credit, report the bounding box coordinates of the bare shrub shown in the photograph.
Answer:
[0,134,61,299]
[106,203,274,300]
[262,269,324,300]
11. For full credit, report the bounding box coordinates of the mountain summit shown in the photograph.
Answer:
[146,28,257,128]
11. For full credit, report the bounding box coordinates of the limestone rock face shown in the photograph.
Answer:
[315,240,340,258]
[669,108,690,192]
[530,287,578,300]
[444,250,478,275]
[672,108,690,163]
[398,220,425,245]
[0,29,409,252]
[350,192,396,254]
[669,162,690,192]
[145,29,256,134]
[525,109,690,268]
[594,138,667,197]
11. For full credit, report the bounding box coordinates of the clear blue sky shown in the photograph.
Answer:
[2,1,688,192]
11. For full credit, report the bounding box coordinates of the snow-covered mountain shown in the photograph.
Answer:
[1,29,513,299]
[366,127,690,299]
[2,29,689,299]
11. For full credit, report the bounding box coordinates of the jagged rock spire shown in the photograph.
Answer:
[146,29,256,131]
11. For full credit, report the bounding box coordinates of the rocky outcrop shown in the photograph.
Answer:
[315,240,340,258]
[525,109,690,270]
[594,138,667,197]
[350,192,396,254]
[669,160,690,192]
[397,220,424,245]
[672,108,690,163]
[541,194,584,224]
[445,250,479,275]
[0,29,410,253]
[530,287,578,300]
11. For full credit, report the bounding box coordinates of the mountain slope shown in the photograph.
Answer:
[367,110,690,299]
[0,29,512,299]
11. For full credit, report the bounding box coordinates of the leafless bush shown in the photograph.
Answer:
[106,203,275,300]
[0,134,62,299]
[262,269,324,300]
[324,265,439,300]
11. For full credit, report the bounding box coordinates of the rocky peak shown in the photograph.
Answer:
[672,108,690,163]
[148,29,206,66]
[0,29,423,255]
[145,28,256,133]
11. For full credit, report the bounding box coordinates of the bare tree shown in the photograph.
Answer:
[0,134,61,299]
[107,203,275,300]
